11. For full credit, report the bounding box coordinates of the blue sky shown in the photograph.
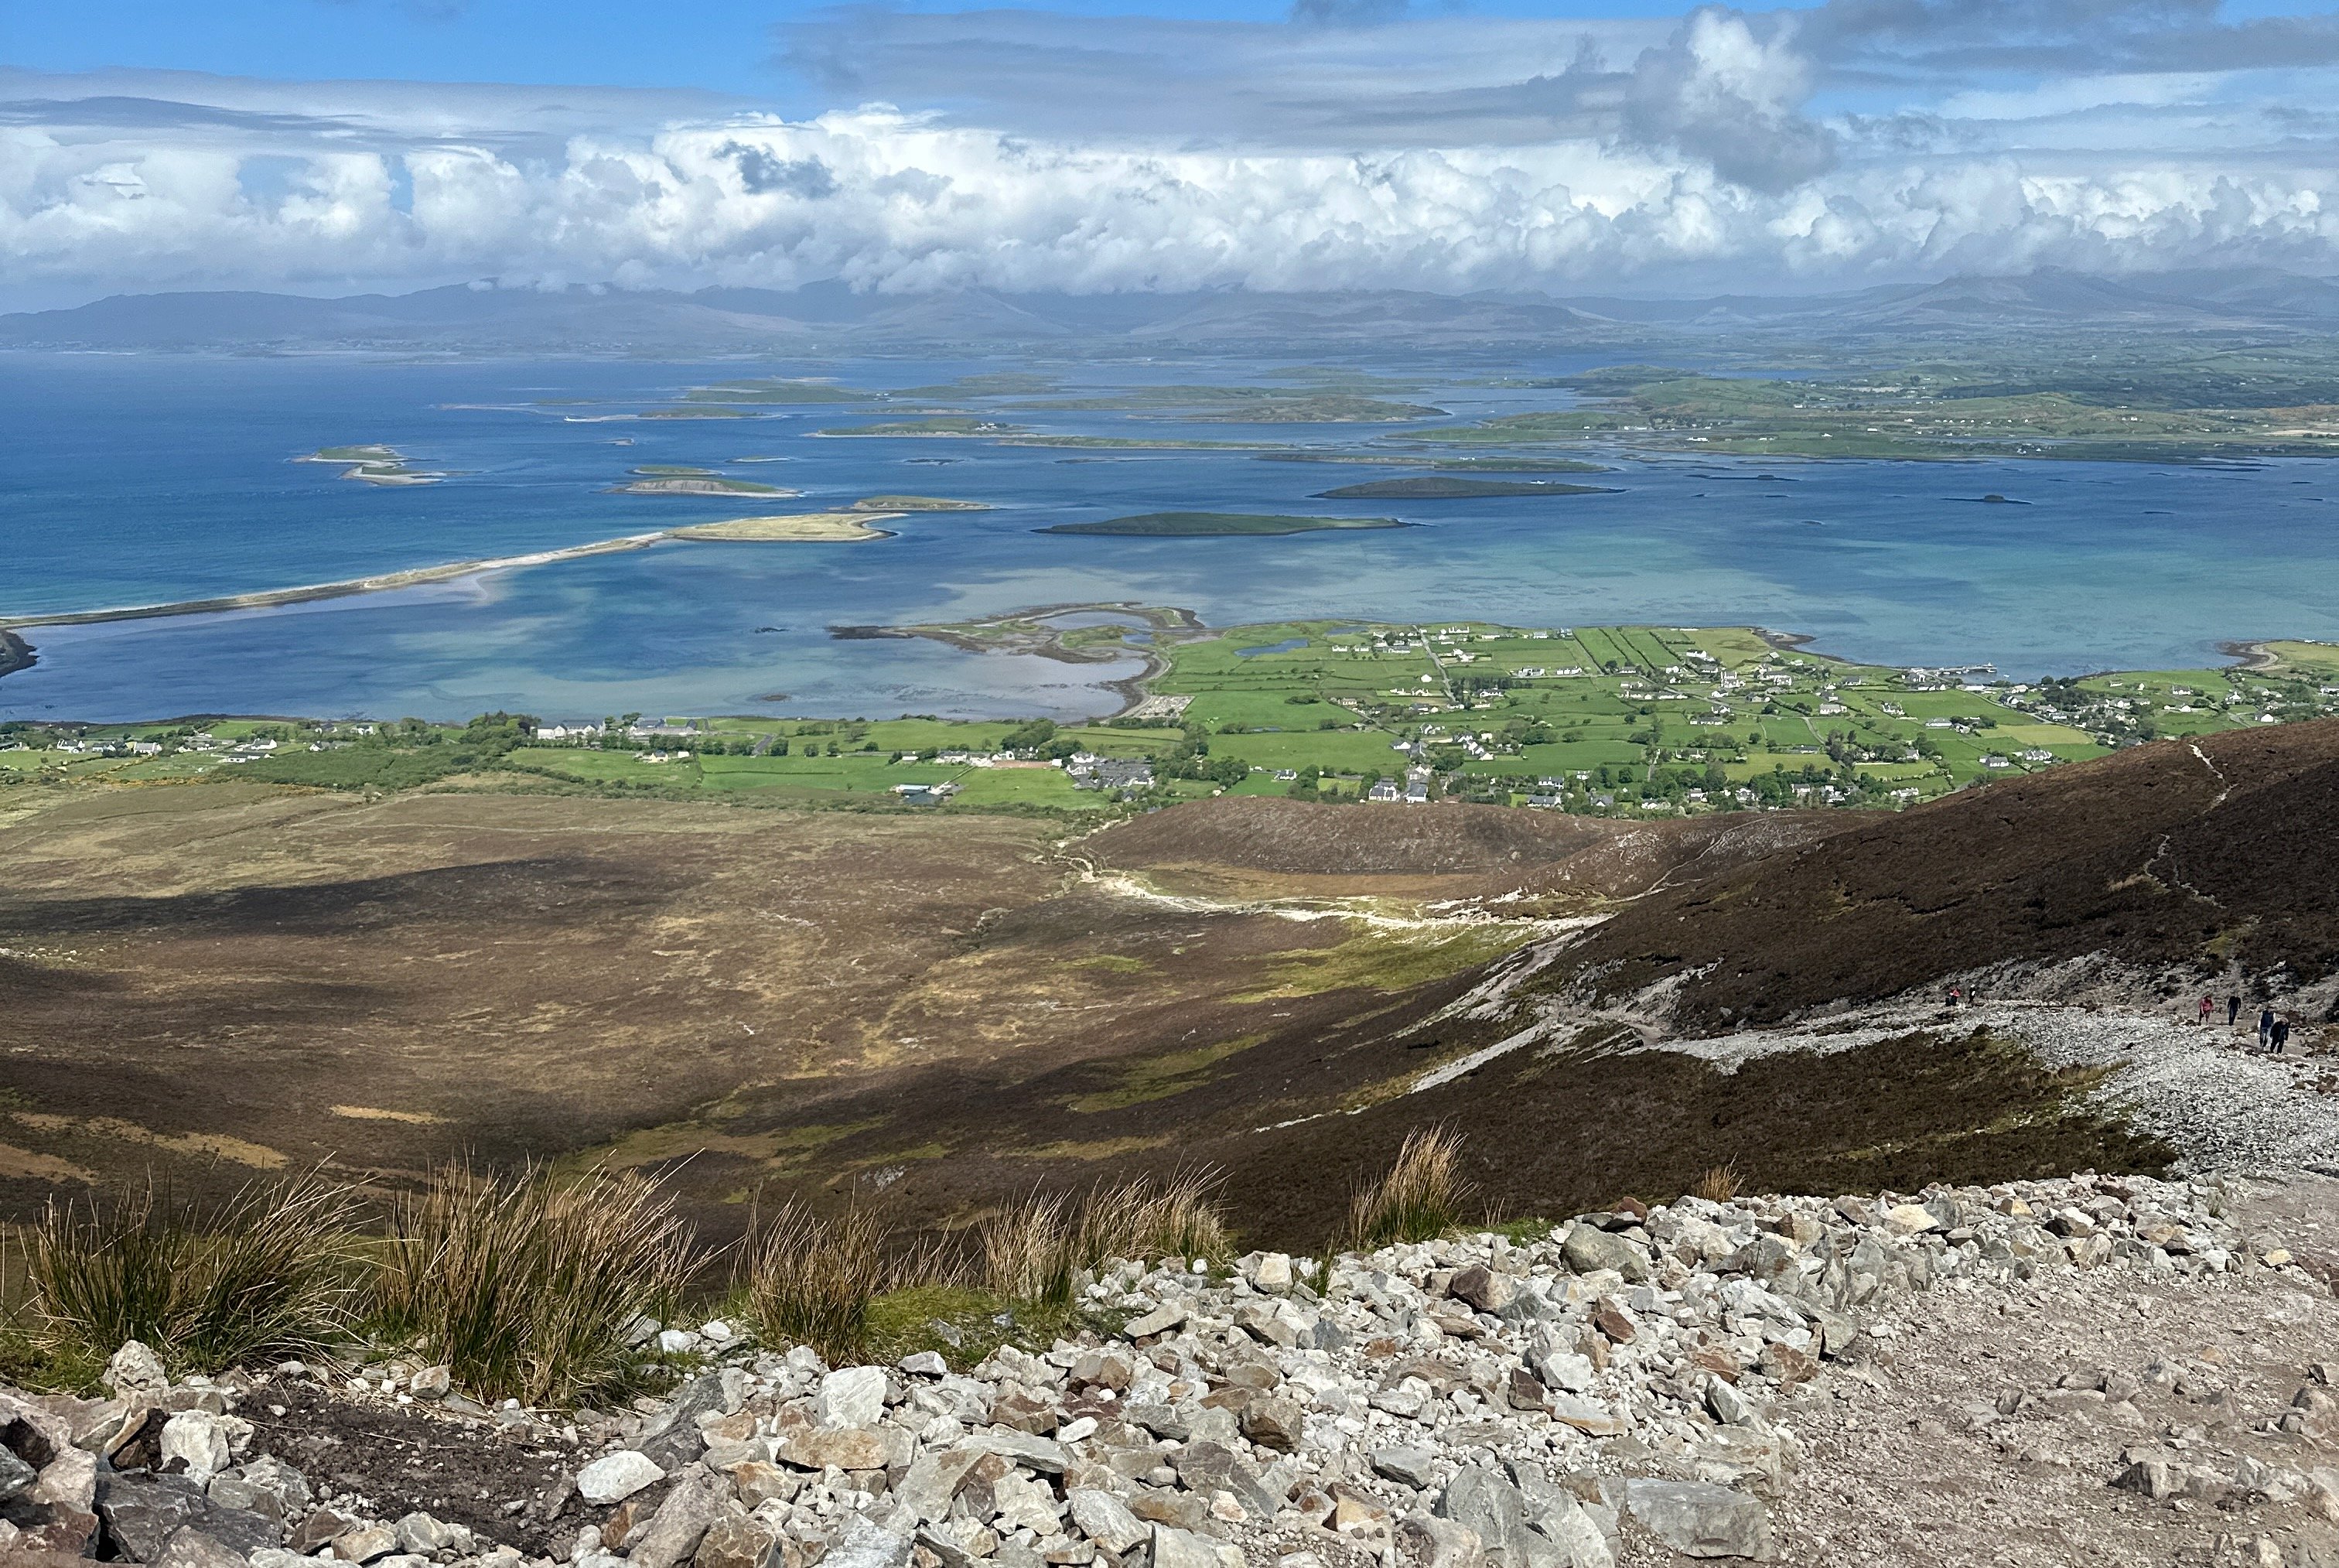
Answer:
[10,1,1744,97]
[5,1,2338,306]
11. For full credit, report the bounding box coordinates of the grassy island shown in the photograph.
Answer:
[815,418,1025,438]
[681,379,876,405]
[668,512,897,542]
[610,477,795,497]
[1040,512,1405,537]
[1311,477,1620,500]
[850,495,989,512]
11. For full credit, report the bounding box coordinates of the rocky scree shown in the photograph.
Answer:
[3,1170,2317,1568]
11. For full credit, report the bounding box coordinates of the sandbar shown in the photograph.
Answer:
[668,513,900,542]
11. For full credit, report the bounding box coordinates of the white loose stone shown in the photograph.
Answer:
[576,1450,666,1506]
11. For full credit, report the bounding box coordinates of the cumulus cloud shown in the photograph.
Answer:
[3,2,2338,307]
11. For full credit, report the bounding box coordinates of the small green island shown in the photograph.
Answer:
[681,378,876,405]
[1039,512,1406,537]
[1310,477,1620,500]
[298,446,444,486]
[815,417,1025,438]
[610,469,797,497]
[850,495,992,512]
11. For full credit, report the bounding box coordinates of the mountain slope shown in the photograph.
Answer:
[1524,719,2339,1033]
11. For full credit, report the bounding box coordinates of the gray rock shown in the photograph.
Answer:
[104,1341,171,1398]
[1436,1464,1562,1568]
[631,1476,725,1568]
[695,1516,781,1568]
[1241,1395,1306,1453]
[816,1367,890,1430]
[1622,1481,1774,1561]
[408,1366,452,1401]
[394,1513,469,1556]
[1149,1522,1238,1568]
[161,1410,234,1484]
[898,1351,949,1378]
[100,1473,213,1563]
[575,1450,664,1505]
[1373,1447,1440,1489]
[637,1374,726,1469]
[1168,1440,1276,1518]
[967,1428,1068,1475]
[896,1447,982,1524]
[819,1515,912,1568]
[1067,1488,1147,1554]
[1448,1265,1516,1314]
[0,1447,36,1504]
[1395,1515,1487,1568]
[1560,1226,1651,1285]
[1706,1381,1760,1429]
[331,1523,400,1564]
[1125,1303,1188,1339]
[153,1527,253,1568]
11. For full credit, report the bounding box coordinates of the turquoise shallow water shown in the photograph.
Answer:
[3,353,2337,723]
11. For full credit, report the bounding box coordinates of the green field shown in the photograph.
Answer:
[10,628,2337,822]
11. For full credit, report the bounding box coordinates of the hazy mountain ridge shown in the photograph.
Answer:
[7,267,2337,353]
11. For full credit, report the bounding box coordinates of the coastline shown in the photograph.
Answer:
[0,533,671,634]
[830,602,1204,716]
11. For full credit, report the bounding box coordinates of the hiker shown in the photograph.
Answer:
[1949,984,1963,1008]
[2229,995,2243,1027]
[2274,1016,2293,1054]
[2260,1007,2277,1050]
[2198,996,2214,1025]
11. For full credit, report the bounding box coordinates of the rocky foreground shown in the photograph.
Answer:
[13,1171,2339,1568]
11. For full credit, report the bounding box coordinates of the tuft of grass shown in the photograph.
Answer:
[981,1171,1231,1309]
[19,1171,361,1375]
[1690,1163,1744,1203]
[1338,1126,1473,1252]
[744,1201,893,1365]
[371,1163,693,1407]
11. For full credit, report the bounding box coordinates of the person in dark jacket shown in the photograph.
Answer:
[2260,1007,2278,1050]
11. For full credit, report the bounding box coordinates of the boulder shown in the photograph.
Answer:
[630,1476,724,1568]
[1560,1227,1651,1285]
[104,1343,171,1399]
[1067,1488,1147,1555]
[815,1367,890,1430]
[1448,1266,1516,1315]
[693,1517,780,1568]
[159,1413,234,1486]
[97,1473,213,1563]
[1622,1481,1774,1561]
[575,1450,665,1506]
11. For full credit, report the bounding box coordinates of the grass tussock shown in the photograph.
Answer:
[1340,1126,1472,1252]
[1690,1163,1744,1203]
[372,1163,692,1407]
[982,1171,1231,1308]
[744,1201,896,1365]
[19,1170,360,1375]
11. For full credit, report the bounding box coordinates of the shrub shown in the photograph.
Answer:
[1690,1163,1743,1203]
[1339,1126,1471,1252]
[372,1163,693,1406]
[20,1171,360,1372]
[981,1171,1231,1308]
[744,1202,892,1365]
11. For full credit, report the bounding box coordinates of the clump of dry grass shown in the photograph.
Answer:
[371,1163,693,1406]
[20,1170,361,1374]
[982,1170,1231,1307]
[1690,1163,1743,1203]
[1338,1126,1472,1252]
[744,1201,896,1365]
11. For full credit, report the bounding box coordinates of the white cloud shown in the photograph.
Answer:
[2,3,2337,307]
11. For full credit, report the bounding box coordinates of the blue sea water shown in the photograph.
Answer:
[3,352,2336,723]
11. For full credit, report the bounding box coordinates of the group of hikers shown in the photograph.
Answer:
[2196,991,2300,1053]
[1936,981,2303,1054]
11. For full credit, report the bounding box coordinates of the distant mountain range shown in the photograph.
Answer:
[5,267,2337,353]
